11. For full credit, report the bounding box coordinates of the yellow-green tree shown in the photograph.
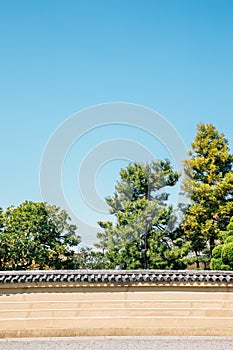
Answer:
[181,123,233,267]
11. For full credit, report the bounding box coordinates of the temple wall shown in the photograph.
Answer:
[0,270,232,337]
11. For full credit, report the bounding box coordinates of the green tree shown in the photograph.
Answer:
[72,247,109,269]
[0,201,81,270]
[210,217,233,270]
[181,123,233,267]
[96,160,190,269]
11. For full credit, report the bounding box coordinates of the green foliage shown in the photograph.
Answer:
[96,160,190,269]
[210,217,233,270]
[225,236,233,244]
[212,245,224,259]
[0,201,81,270]
[181,124,233,266]
[209,257,231,270]
[210,257,222,270]
[73,247,109,269]
[220,220,233,242]
[222,242,233,267]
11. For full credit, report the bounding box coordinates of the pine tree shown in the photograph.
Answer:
[96,160,189,269]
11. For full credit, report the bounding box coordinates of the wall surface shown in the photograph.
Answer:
[0,270,232,337]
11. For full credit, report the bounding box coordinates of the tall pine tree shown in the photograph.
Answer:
[96,160,189,269]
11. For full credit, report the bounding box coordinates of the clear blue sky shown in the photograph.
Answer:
[1,0,233,245]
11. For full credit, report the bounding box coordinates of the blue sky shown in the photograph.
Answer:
[1,0,233,245]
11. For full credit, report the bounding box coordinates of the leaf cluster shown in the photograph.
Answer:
[0,201,81,270]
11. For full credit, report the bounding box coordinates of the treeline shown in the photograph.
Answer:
[1,123,233,270]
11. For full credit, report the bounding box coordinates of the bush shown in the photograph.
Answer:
[210,258,223,270]
[212,245,223,259]
[225,236,233,244]
[222,242,233,268]
[220,264,231,271]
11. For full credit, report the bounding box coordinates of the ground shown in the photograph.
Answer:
[0,336,233,350]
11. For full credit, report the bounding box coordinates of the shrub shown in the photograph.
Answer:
[222,242,233,268]
[210,257,223,270]
[225,236,233,244]
[212,245,223,259]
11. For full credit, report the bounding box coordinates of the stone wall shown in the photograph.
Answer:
[0,270,233,337]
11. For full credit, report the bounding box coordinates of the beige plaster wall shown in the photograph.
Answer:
[0,281,232,337]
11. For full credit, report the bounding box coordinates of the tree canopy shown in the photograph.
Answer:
[181,123,233,267]
[0,201,80,270]
[210,217,233,270]
[96,160,190,269]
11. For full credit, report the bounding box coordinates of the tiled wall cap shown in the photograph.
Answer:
[0,270,232,284]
